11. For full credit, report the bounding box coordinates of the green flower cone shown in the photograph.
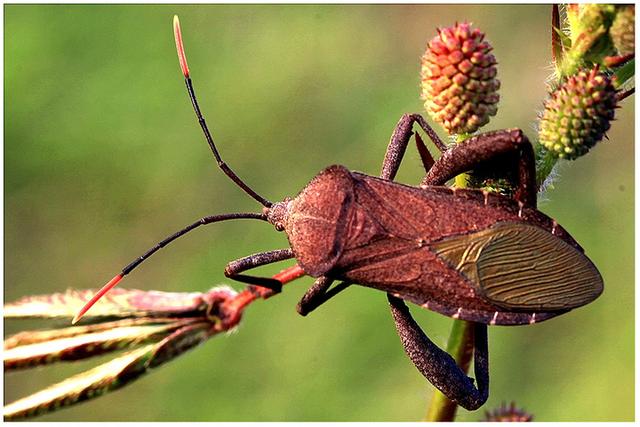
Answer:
[538,67,617,160]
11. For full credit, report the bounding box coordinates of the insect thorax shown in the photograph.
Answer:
[280,165,356,277]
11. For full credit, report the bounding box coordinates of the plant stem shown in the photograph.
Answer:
[454,173,468,188]
[536,149,557,188]
[425,320,476,421]
[425,132,475,422]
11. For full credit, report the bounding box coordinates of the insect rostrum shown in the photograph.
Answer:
[75,16,603,412]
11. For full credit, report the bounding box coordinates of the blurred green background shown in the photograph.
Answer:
[4,4,634,422]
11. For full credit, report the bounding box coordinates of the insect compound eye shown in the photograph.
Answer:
[266,200,290,232]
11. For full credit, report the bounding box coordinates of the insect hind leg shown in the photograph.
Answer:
[422,129,537,208]
[388,295,489,410]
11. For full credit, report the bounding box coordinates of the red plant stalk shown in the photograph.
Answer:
[216,265,306,331]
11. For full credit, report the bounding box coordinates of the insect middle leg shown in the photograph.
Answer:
[224,248,295,292]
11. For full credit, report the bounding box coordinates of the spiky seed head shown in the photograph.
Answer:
[484,401,533,422]
[538,67,617,160]
[611,5,635,55]
[420,22,500,135]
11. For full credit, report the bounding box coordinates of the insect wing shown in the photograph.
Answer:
[431,222,603,311]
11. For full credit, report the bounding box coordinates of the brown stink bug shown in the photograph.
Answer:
[74,16,603,411]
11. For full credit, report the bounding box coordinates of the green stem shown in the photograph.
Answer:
[536,149,557,188]
[453,133,471,189]
[453,173,468,188]
[425,132,474,422]
[425,320,476,421]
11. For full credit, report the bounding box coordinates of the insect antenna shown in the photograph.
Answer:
[72,212,268,324]
[173,15,272,208]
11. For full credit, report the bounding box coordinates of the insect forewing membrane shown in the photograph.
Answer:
[431,222,603,311]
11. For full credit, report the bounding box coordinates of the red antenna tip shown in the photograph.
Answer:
[72,273,124,324]
[173,15,190,78]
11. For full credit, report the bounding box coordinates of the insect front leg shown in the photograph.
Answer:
[388,295,489,410]
[381,113,446,181]
[296,277,351,316]
[224,249,295,292]
[422,128,537,207]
